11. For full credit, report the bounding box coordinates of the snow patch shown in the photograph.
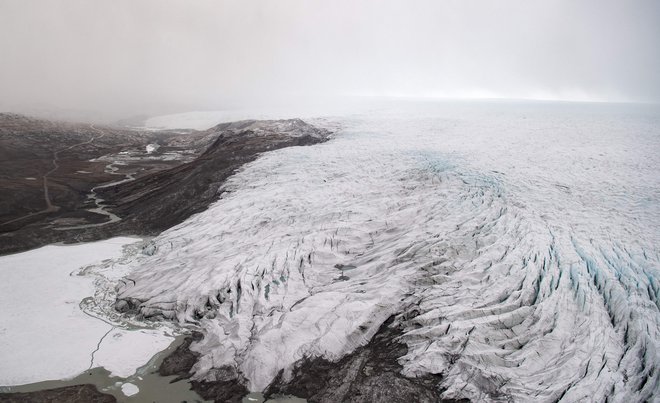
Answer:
[145,144,159,154]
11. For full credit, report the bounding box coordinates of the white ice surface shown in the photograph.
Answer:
[111,101,659,402]
[91,328,174,378]
[0,237,174,386]
[120,382,139,396]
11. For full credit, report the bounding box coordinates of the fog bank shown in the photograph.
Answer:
[1,0,659,120]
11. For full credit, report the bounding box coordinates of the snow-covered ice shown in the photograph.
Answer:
[110,101,659,401]
[0,237,174,386]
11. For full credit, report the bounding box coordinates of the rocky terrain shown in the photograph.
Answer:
[96,119,330,235]
[0,114,329,255]
[265,317,468,403]
[154,319,469,403]
[0,384,116,403]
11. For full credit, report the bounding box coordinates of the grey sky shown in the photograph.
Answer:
[1,0,659,118]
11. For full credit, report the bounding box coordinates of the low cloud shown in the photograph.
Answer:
[1,0,658,119]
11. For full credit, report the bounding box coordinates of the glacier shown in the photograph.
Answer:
[98,101,659,402]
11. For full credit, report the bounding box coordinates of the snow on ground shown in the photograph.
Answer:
[110,101,658,402]
[0,237,174,386]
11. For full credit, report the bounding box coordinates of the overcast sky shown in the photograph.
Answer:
[1,0,659,119]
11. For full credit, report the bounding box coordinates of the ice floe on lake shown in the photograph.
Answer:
[120,382,139,396]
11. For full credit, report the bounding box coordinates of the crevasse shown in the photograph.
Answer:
[100,102,659,402]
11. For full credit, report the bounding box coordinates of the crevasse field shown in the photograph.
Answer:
[103,101,658,401]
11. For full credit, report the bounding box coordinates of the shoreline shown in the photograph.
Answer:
[0,335,207,402]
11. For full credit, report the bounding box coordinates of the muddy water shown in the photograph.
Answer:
[2,335,305,403]
[1,335,207,402]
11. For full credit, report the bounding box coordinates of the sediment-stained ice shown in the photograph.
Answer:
[109,101,660,401]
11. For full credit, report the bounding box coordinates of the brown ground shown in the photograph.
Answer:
[154,317,470,403]
[0,113,210,254]
[264,317,469,403]
[0,384,116,403]
[157,332,249,403]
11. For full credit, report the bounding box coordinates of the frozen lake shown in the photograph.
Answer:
[0,237,181,399]
[94,101,660,401]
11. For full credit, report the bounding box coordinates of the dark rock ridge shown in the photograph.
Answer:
[0,114,329,254]
[98,119,329,235]
[0,384,116,403]
[158,331,204,380]
[264,316,469,403]
[158,332,250,403]
[156,317,469,403]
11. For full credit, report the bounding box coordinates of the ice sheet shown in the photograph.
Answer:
[109,101,659,401]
